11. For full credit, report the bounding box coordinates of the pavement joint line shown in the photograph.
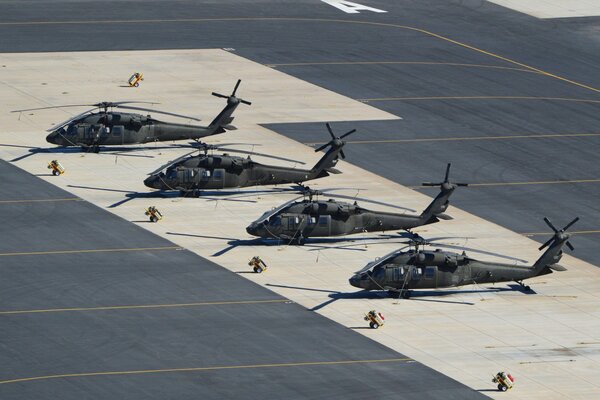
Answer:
[411,179,600,189]
[1,17,597,93]
[0,299,290,315]
[0,197,82,204]
[0,246,182,257]
[265,61,537,74]
[305,133,600,146]
[358,96,600,103]
[0,358,413,385]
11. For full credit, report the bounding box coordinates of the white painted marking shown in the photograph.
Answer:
[487,0,600,19]
[321,0,387,14]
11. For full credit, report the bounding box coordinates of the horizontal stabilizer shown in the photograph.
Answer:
[435,213,453,220]
[325,167,342,174]
[222,124,237,131]
[548,263,567,271]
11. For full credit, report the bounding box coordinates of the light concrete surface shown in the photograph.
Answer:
[487,0,600,19]
[1,50,599,399]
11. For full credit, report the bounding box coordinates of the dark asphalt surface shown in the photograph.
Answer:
[0,160,485,399]
[2,0,599,398]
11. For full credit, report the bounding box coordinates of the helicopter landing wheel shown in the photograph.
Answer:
[388,290,400,299]
[524,285,531,291]
[401,290,411,299]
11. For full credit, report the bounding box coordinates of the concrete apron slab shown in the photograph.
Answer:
[1,50,599,399]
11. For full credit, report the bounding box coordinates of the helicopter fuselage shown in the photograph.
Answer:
[46,112,219,147]
[143,154,328,191]
[349,249,555,293]
[246,199,431,240]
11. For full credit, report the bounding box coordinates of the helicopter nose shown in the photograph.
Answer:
[349,274,362,289]
[144,175,161,190]
[246,224,256,236]
[45,132,59,144]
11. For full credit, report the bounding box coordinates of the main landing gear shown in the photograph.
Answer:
[388,290,412,299]
[515,280,531,291]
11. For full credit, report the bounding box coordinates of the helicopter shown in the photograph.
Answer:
[143,122,357,193]
[11,80,250,152]
[349,217,578,298]
[245,163,467,243]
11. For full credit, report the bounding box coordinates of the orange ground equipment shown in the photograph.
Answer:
[128,72,144,87]
[248,256,268,273]
[47,160,65,176]
[364,310,385,329]
[492,371,515,392]
[144,206,163,222]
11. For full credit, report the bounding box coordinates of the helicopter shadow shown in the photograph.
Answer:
[6,143,179,162]
[67,184,177,208]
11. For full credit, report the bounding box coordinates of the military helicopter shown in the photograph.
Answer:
[245,163,466,242]
[143,123,356,193]
[349,217,578,298]
[11,80,250,152]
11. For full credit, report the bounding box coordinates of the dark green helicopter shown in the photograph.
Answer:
[245,164,466,242]
[11,80,250,152]
[143,123,356,193]
[349,217,578,298]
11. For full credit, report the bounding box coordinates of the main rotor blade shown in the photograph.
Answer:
[543,217,558,233]
[339,149,346,159]
[148,150,197,175]
[115,105,201,121]
[218,148,306,165]
[314,143,329,152]
[321,192,417,212]
[421,182,442,187]
[563,217,580,232]
[255,196,304,222]
[45,108,98,132]
[12,101,156,113]
[231,79,241,96]
[212,92,228,99]
[325,122,335,139]
[566,241,575,251]
[444,163,451,182]
[240,99,252,105]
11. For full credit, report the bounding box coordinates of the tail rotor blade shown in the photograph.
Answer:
[538,237,554,251]
[314,143,329,153]
[340,129,356,139]
[543,217,558,233]
[231,79,241,97]
[563,217,579,232]
[325,123,335,139]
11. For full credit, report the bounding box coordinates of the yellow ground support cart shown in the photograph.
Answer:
[364,310,385,329]
[47,160,65,176]
[145,206,163,222]
[492,371,515,392]
[248,256,268,273]
[128,72,144,87]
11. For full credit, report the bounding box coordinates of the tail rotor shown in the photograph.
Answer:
[538,217,579,251]
[212,79,252,106]
[314,122,356,158]
[422,163,469,189]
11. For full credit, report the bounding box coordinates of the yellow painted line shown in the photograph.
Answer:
[0,299,288,316]
[0,198,82,204]
[522,230,600,237]
[0,246,182,257]
[0,300,287,315]
[1,17,597,93]
[412,179,600,189]
[358,96,600,103]
[0,358,412,385]
[266,61,535,74]
[305,132,600,146]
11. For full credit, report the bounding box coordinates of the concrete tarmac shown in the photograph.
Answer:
[0,159,484,399]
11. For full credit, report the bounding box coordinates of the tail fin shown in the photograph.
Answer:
[309,123,356,178]
[419,163,468,224]
[208,79,251,134]
[533,217,578,274]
